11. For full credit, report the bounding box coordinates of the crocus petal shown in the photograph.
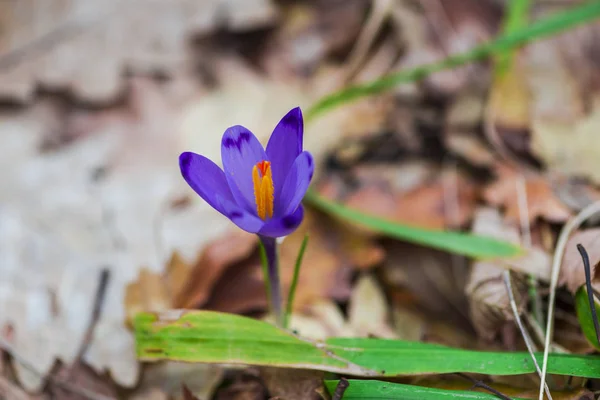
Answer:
[265,107,303,199]
[217,195,265,233]
[179,152,234,215]
[276,151,314,216]
[221,125,269,212]
[258,205,304,237]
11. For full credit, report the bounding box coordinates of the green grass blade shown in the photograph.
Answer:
[135,311,600,378]
[305,1,600,121]
[324,380,527,400]
[284,233,309,329]
[304,191,522,259]
[495,0,531,74]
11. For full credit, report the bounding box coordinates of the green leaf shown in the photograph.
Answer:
[575,286,600,350]
[305,1,600,121]
[495,0,531,75]
[304,190,522,259]
[135,310,600,378]
[324,380,527,400]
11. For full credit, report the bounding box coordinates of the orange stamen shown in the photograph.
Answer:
[252,161,274,220]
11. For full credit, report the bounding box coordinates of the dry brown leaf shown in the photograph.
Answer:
[487,61,531,157]
[327,163,478,230]
[197,209,383,316]
[383,243,480,348]
[213,370,266,400]
[48,361,118,400]
[136,363,223,400]
[278,210,384,311]
[174,231,257,309]
[0,0,278,103]
[469,207,552,281]
[261,0,367,79]
[446,92,486,129]
[390,0,496,96]
[484,163,572,224]
[526,22,600,183]
[347,274,396,338]
[0,79,234,390]
[446,131,496,168]
[383,241,471,331]
[124,252,192,326]
[289,274,396,341]
[260,368,323,400]
[559,228,600,294]
[466,208,529,341]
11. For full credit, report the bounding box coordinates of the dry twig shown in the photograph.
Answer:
[503,270,552,400]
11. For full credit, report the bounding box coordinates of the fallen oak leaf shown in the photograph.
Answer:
[484,163,571,224]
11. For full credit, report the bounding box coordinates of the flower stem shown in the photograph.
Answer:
[258,235,284,327]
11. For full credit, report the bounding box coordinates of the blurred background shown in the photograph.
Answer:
[1,0,600,399]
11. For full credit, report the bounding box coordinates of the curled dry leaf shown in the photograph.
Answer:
[466,208,530,341]
[174,232,257,309]
[559,228,600,295]
[484,163,571,224]
[469,207,552,281]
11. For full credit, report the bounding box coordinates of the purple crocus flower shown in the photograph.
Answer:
[179,107,312,326]
[179,107,313,238]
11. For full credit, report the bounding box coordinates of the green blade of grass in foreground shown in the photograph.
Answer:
[324,380,528,400]
[304,1,600,121]
[304,190,522,259]
[135,311,600,378]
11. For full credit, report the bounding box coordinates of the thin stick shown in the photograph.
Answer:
[284,234,309,329]
[576,244,600,347]
[73,268,110,363]
[539,201,600,400]
[332,378,350,400]
[343,0,393,82]
[456,373,512,400]
[503,271,553,400]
